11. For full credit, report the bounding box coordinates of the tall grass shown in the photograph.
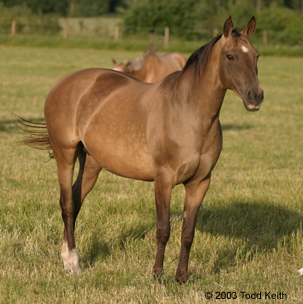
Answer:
[0,46,303,303]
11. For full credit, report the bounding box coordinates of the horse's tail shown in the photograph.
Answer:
[14,114,54,159]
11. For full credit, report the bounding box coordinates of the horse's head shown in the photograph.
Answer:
[112,57,145,75]
[218,17,264,111]
[112,58,128,73]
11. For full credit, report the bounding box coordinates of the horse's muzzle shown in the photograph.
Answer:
[243,89,264,112]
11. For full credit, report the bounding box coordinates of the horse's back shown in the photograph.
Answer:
[44,68,156,179]
[46,68,135,105]
[159,52,187,70]
[45,68,147,122]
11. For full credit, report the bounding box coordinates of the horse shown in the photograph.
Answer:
[112,47,187,83]
[18,16,263,283]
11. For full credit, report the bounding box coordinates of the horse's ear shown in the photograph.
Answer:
[144,40,154,54]
[223,16,233,37]
[129,57,145,72]
[112,58,117,65]
[243,16,256,37]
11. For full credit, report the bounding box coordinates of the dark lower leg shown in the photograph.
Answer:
[176,178,211,282]
[152,170,173,277]
[72,153,102,226]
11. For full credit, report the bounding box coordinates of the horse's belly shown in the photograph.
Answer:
[83,124,154,181]
[88,145,154,181]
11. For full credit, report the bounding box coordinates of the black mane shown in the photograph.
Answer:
[183,29,242,74]
[182,34,222,74]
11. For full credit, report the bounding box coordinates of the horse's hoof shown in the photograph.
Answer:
[176,271,188,284]
[72,267,82,275]
[64,264,82,275]
[152,267,163,280]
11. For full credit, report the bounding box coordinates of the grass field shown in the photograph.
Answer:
[0,45,303,303]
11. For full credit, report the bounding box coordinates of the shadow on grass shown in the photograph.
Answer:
[197,200,302,247]
[221,123,253,131]
[80,198,303,276]
[81,238,111,269]
[81,221,154,269]
[194,199,303,273]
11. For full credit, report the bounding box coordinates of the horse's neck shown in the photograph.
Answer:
[142,53,161,82]
[177,61,226,122]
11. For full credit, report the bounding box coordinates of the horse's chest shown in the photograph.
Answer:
[193,129,222,183]
[174,146,218,185]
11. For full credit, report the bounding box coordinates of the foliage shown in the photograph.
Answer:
[123,0,303,45]
[258,2,303,45]
[123,0,197,37]
[284,0,303,11]
[0,0,127,16]
[194,0,257,37]
[69,0,110,17]
[1,0,70,15]
[0,1,303,46]
[0,0,303,18]
[0,3,61,34]
[195,1,303,45]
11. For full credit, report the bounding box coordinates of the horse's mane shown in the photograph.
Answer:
[182,35,222,74]
[183,29,241,74]
[144,40,160,55]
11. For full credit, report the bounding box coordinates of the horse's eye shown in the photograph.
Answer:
[226,54,234,61]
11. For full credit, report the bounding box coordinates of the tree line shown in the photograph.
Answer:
[122,0,303,45]
[1,0,302,17]
[0,0,302,45]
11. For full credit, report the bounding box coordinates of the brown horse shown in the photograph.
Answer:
[18,17,263,283]
[112,48,187,83]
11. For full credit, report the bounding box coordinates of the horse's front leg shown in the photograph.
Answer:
[176,176,211,283]
[153,169,173,278]
[62,150,102,274]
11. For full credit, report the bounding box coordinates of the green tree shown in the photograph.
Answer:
[70,0,109,17]
[1,0,126,16]
[284,0,303,11]
[2,0,70,15]
[124,0,196,36]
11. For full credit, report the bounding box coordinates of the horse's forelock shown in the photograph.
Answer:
[232,28,242,37]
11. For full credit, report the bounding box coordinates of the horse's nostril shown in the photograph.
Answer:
[248,91,254,100]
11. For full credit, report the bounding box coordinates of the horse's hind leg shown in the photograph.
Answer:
[72,151,102,222]
[54,145,83,273]
[61,147,102,273]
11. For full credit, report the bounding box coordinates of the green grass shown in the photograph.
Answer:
[1,34,303,56]
[0,46,303,303]
[0,34,209,53]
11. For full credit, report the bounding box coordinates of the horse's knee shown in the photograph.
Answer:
[182,235,194,250]
[181,225,195,248]
[156,226,170,244]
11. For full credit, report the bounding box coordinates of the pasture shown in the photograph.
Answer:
[0,45,303,303]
